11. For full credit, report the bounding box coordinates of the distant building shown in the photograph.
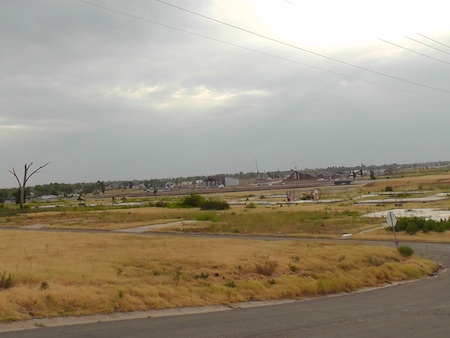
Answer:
[333,178,354,185]
[164,182,176,190]
[225,177,239,187]
[40,195,58,201]
[203,175,225,188]
[283,170,340,182]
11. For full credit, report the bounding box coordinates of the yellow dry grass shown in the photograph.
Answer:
[0,230,438,322]
[1,208,194,230]
[361,173,450,192]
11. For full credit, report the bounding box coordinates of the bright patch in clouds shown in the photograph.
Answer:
[249,0,449,46]
[0,124,41,132]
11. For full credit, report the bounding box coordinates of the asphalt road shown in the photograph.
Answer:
[0,240,448,338]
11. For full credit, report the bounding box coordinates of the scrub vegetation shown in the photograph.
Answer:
[0,170,448,321]
[0,231,438,322]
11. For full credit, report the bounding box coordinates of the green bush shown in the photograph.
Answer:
[200,199,230,210]
[174,194,229,210]
[384,185,394,192]
[245,203,257,209]
[433,221,446,233]
[288,263,299,272]
[195,213,218,222]
[406,223,419,235]
[178,194,205,208]
[397,246,414,257]
[153,200,167,208]
[392,217,450,234]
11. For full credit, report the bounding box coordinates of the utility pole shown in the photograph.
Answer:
[255,159,260,181]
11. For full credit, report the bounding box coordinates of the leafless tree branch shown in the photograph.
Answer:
[8,162,50,209]
[24,162,50,186]
[8,168,22,187]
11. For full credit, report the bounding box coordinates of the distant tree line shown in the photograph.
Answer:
[3,161,449,207]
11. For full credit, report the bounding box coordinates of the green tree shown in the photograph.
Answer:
[97,181,105,194]
[0,189,7,204]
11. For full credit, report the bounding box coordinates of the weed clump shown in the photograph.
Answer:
[288,264,299,272]
[194,272,209,280]
[224,281,236,288]
[40,281,49,290]
[397,246,414,257]
[0,271,13,290]
[255,259,278,276]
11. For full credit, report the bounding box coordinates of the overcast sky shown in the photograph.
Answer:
[1,0,450,188]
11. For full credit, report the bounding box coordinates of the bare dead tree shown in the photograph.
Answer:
[9,162,50,210]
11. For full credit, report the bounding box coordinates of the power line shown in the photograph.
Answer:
[76,0,450,101]
[404,36,450,56]
[378,38,450,65]
[417,33,450,50]
[153,0,450,95]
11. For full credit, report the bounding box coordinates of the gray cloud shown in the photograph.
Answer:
[1,0,450,187]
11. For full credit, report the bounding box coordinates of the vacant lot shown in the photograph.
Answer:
[0,230,438,322]
[0,171,448,321]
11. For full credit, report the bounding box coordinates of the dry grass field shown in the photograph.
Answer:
[0,171,449,321]
[0,230,438,322]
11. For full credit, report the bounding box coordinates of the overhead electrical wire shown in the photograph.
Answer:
[417,33,450,50]
[404,36,450,56]
[152,0,450,95]
[76,0,450,101]
[378,38,450,65]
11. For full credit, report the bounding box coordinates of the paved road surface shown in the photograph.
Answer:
[0,241,448,338]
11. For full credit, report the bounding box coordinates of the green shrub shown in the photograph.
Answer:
[179,194,205,208]
[406,223,419,235]
[384,185,393,192]
[288,263,299,272]
[154,200,167,208]
[200,199,230,210]
[195,213,218,222]
[245,203,257,209]
[397,246,414,257]
[392,217,450,234]
[177,194,228,210]
[433,221,446,233]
